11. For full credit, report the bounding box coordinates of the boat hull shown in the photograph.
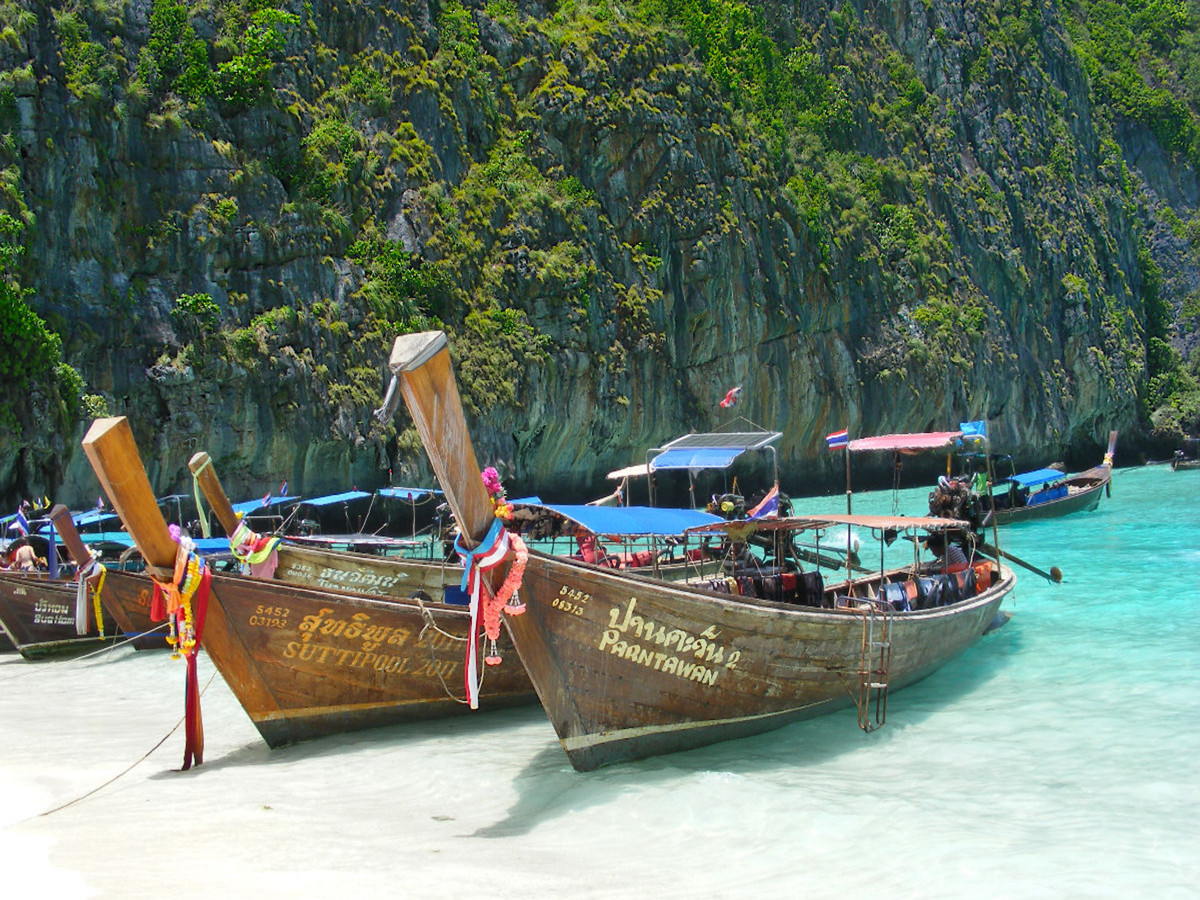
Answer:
[506,552,1013,771]
[101,568,536,747]
[272,543,461,599]
[0,571,130,658]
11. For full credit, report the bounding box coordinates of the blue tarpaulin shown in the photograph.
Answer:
[300,491,372,507]
[193,537,233,555]
[648,429,781,472]
[78,532,136,548]
[232,495,301,515]
[518,503,722,537]
[1008,468,1066,490]
[377,487,442,502]
[73,509,120,527]
[36,509,120,535]
[650,447,745,470]
[68,533,229,555]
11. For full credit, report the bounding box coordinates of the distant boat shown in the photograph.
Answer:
[977,432,1117,526]
[0,571,124,658]
[0,506,163,657]
[1171,437,1200,471]
[381,330,1017,772]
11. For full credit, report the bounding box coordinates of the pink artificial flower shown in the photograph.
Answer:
[481,466,503,496]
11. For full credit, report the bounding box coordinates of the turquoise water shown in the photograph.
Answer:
[1,464,1196,898]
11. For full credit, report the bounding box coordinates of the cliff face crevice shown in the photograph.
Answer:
[1,0,1194,507]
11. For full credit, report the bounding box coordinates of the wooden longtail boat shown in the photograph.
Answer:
[979,432,1117,526]
[82,418,536,753]
[0,504,168,657]
[0,571,123,658]
[379,331,1017,771]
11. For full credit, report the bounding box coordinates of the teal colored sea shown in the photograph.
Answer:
[1,464,1196,899]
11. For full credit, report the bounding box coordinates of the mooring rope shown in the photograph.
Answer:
[0,623,171,683]
[35,669,219,819]
[414,594,486,706]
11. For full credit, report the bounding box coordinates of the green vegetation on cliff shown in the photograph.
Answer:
[3,0,1200,502]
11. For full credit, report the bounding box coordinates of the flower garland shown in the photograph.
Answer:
[150,526,212,770]
[482,533,527,663]
[159,526,208,657]
[465,468,528,676]
[481,466,514,520]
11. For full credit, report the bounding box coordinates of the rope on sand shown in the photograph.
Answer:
[36,669,219,818]
[0,623,170,682]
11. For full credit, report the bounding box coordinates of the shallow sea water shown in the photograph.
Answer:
[1,464,1197,899]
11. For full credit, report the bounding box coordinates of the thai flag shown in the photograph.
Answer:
[10,509,30,535]
[279,480,288,497]
[719,386,742,408]
[747,485,780,519]
[260,492,271,507]
[826,429,849,451]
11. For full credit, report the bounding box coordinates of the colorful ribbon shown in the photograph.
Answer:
[150,539,212,770]
[230,515,282,578]
[453,517,511,709]
[75,556,107,637]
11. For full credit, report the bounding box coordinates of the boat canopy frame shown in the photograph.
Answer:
[645,422,782,509]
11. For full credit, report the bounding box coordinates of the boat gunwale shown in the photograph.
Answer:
[522,546,1014,623]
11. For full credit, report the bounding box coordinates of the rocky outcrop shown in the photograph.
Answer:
[0,0,1193,508]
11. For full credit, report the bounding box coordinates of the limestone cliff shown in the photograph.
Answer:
[0,0,1195,507]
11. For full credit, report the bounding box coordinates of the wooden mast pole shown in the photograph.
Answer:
[188,451,241,536]
[47,504,92,568]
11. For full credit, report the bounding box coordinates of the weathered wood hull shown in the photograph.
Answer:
[271,543,462,599]
[0,571,127,658]
[506,552,1013,771]
[989,465,1110,525]
[102,567,537,747]
[97,570,176,651]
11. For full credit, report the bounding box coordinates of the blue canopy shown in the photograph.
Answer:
[74,508,120,527]
[1008,468,1066,490]
[377,487,442,502]
[518,503,723,537]
[35,509,120,535]
[649,428,781,472]
[301,491,372,507]
[78,532,136,548]
[232,494,301,515]
[193,537,233,555]
[651,447,745,470]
